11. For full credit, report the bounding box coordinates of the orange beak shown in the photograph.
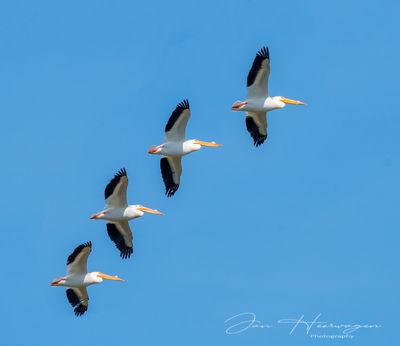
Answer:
[98,273,124,282]
[193,140,222,147]
[137,206,164,215]
[280,97,305,105]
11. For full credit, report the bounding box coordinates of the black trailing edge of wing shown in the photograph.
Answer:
[247,46,270,87]
[246,117,267,147]
[106,223,133,259]
[160,157,179,197]
[67,241,92,266]
[66,289,88,317]
[104,168,127,200]
[165,99,190,133]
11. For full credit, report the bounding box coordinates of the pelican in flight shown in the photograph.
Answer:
[148,99,221,197]
[90,168,163,258]
[232,46,305,146]
[50,241,123,316]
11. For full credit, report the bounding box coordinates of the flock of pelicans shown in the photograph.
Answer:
[50,46,305,316]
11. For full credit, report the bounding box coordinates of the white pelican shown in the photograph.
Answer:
[90,168,163,258]
[50,241,123,316]
[232,46,305,146]
[148,99,221,197]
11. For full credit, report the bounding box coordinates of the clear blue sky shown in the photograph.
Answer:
[0,0,398,345]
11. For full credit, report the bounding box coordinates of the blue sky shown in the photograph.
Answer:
[0,0,398,345]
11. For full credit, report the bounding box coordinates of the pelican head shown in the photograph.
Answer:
[148,145,164,155]
[274,96,305,108]
[231,100,248,111]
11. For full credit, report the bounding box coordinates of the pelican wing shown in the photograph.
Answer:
[66,287,89,317]
[107,222,133,259]
[164,99,190,142]
[67,241,92,275]
[246,112,268,147]
[247,47,270,99]
[104,168,128,208]
[160,156,182,197]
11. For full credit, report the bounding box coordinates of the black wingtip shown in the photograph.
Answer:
[165,99,190,132]
[106,223,133,259]
[66,288,88,317]
[165,184,179,197]
[120,247,133,259]
[160,157,180,197]
[67,241,92,265]
[115,167,127,178]
[245,117,267,147]
[247,46,270,87]
[177,99,190,110]
[257,46,269,59]
[104,168,128,200]
[253,135,267,147]
[74,305,88,317]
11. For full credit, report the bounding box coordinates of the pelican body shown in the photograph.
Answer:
[51,241,123,316]
[150,139,204,157]
[148,99,221,197]
[232,46,305,146]
[52,271,120,288]
[90,168,163,259]
[233,96,303,113]
[91,204,159,222]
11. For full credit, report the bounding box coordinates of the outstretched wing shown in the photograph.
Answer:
[247,46,270,99]
[164,99,190,142]
[67,241,92,275]
[66,287,89,317]
[245,112,268,147]
[106,222,133,259]
[104,168,128,209]
[160,156,182,197]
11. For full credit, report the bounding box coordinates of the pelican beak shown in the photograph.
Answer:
[98,273,124,282]
[137,206,164,215]
[90,211,106,219]
[193,140,222,147]
[280,97,305,105]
